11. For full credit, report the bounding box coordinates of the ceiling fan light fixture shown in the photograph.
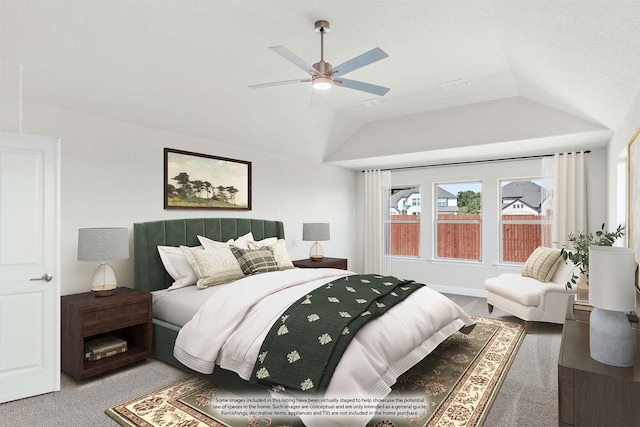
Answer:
[313,76,332,90]
[249,19,390,96]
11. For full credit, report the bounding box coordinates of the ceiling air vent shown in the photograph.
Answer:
[361,98,387,107]
[440,78,470,91]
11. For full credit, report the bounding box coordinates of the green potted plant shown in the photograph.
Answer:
[560,223,625,289]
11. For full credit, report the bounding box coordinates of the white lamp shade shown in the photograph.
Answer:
[588,246,636,311]
[302,223,330,242]
[78,227,129,261]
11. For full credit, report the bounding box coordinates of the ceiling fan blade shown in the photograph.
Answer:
[249,78,310,89]
[331,47,388,77]
[269,46,319,76]
[333,78,390,96]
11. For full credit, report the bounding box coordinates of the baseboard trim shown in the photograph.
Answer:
[428,284,487,298]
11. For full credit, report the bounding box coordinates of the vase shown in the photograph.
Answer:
[575,274,589,304]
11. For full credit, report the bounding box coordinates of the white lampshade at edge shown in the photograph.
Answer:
[588,246,635,311]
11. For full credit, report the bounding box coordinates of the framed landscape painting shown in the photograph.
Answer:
[164,148,251,210]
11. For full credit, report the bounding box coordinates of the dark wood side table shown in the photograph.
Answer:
[61,287,152,380]
[557,297,640,426]
[293,257,348,270]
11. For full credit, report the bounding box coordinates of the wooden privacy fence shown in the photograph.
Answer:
[388,215,420,257]
[389,214,550,262]
[501,215,551,262]
[437,214,481,260]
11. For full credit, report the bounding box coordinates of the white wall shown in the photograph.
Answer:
[1,101,357,296]
[355,150,607,296]
[606,89,640,232]
[605,88,640,314]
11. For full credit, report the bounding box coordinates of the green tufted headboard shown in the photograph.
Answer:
[133,218,285,292]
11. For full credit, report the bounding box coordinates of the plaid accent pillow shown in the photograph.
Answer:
[521,246,562,283]
[247,239,295,270]
[230,246,279,275]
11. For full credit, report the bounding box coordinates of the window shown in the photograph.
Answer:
[435,182,482,261]
[500,179,548,263]
[387,186,420,257]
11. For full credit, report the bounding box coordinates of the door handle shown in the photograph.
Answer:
[30,273,53,282]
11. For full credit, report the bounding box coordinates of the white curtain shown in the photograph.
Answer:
[363,169,391,274]
[541,152,588,248]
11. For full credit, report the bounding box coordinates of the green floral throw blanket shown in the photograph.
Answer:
[251,274,424,394]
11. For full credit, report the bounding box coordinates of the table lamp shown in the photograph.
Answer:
[78,227,129,296]
[302,223,330,261]
[588,246,636,367]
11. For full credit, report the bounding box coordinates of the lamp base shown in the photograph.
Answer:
[92,286,116,297]
[90,262,118,297]
[590,307,634,367]
[309,242,324,261]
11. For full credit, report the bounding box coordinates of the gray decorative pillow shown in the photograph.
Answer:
[521,246,562,283]
[231,246,279,276]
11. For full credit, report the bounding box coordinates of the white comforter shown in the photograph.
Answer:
[174,268,474,427]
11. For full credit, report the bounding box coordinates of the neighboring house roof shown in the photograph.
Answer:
[501,181,542,212]
[390,188,419,210]
[390,186,459,214]
[436,187,457,199]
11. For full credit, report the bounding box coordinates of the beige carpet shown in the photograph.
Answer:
[106,316,525,427]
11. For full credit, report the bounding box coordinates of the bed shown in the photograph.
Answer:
[134,217,474,427]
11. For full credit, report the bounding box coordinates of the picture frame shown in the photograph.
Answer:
[164,148,251,210]
[628,128,640,292]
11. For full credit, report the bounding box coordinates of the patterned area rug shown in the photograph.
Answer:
[106,316,525,427]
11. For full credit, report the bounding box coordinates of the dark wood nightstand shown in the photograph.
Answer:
[61,287,152,380]
[293,257,348,270]
[558,297,640,426]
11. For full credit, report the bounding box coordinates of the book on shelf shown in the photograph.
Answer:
[84,335,127,354]
[573,301,594,312]
[85,345,128,361]
[573,302,595,311]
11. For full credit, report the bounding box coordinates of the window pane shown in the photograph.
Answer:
[387,186,420,257]
[435,182,482,261]
[500,179,549,263]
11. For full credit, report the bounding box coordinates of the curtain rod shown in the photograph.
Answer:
[363,150,591,173]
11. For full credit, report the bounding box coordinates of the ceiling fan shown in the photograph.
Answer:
[249,20,390,96]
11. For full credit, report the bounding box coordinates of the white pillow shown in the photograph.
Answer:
[247,239,294,270]
[180,245,245,288]
[250,236,278,246]
[157,245,203,290]
[234,232,255,249]
[198,232,253,249]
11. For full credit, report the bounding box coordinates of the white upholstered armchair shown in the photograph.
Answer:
[485,248,577,332]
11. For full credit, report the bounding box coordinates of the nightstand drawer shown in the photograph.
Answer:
[83,301,149,336]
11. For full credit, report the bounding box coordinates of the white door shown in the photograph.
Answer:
[0,132,60,403]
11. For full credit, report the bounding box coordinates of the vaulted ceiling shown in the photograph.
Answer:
[1,1,639,168]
